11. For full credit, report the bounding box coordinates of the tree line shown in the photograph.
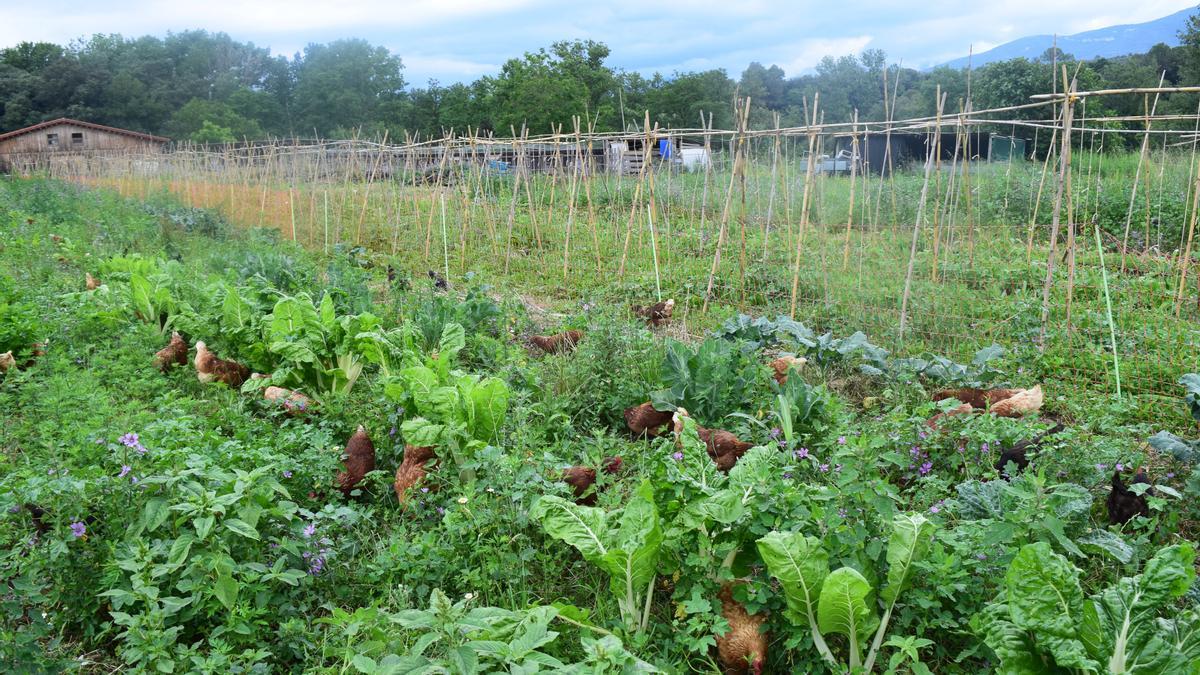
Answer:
[2,20,1200,145]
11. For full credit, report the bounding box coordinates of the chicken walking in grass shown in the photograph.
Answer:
[561,456,623,506]
[153,332,188,373]
[624,401,674,439]
[394,445,438,506]
[85,272,100,290]
[632,298,675,327]
[0,351,15,373]
[193,341,251,388]
[529,329,583,354]
[714,582,768,674]
[1108,469,1151,525]
[335,426,375,497]
[768,355,806,385]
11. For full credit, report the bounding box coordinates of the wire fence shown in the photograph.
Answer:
[10,85,1200,399]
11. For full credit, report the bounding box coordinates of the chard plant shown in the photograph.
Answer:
[530,481,664,635]
[756,512,936,672]
[972,541,1198,673]
[248,291,378,399]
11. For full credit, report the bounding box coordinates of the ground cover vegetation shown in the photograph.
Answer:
[4,175,1200,673]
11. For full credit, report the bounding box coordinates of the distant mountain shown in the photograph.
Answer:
[939,7,1193,69]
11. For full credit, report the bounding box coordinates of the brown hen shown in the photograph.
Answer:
[624,402,674,439]
[632,298,675,327]
[85,272,100,290]
[529,329,583,354]
[263,386,314,416]
[193,341,250,388]
[673,408,754,472]
[153,332,188,373]
[932,387,1020,409]
[769,355,806,385]
[715,582,768,674]
[394,445,439,506]
[562,456,623,506]
[335,426,375,497]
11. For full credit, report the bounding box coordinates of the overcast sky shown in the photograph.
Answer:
[1,0,1196,84]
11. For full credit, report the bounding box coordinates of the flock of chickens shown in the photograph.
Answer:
[53,272,1152,674]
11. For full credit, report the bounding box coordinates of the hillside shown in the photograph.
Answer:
[941,7,1192,68]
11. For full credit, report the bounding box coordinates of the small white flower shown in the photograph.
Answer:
[457,496,468,504]
[464,592,475,600]
[485,487,494,493]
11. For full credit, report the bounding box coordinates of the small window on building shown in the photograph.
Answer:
[46,133,58,147]
[71,132,83,146]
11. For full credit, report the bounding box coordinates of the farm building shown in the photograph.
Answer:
[832,130,1002,175]
[0,118,169,173]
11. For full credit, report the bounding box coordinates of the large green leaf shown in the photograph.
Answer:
[1006,542,1097,671]
[401,417,447,448]
[818,567,878,643]
[529,495,609,563]
[463,376,509,443]
[881,512,935,604]
[756,531,829,627]
[221,284,254,329]
[1079,543,1195,673]
[971,602,1061,675]
[599,482,663,602]
[438,321,466,363]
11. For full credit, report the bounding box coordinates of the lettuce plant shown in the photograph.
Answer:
[756,512,936,672]
[973,541,1198,673]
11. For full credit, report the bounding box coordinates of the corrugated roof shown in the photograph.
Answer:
[0,118,170,144]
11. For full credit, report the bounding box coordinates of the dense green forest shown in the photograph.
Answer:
[2,14,1200,143]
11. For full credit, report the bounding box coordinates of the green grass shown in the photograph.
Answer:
[2,174,1199,672]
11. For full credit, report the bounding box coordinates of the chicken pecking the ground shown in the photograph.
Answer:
[673,408,755,473]
[263,386,314,416]
[624,402,674,439]
[335,426,375,497]
[561,456,623,506]
[995,423,1066,477]
[193,341,251,388]
[989,385,1043,418]
[153,332,189,373]
[768,355,807,386]
[714,582,769,675]
[394,445,439,506]
[933,387,1021,410]
[529,329,583,355]
[427,269,448,290]
[85,272,100,290]
[632,298,675,327]
[1108,469,1151,525]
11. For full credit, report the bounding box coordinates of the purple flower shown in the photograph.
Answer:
[308,556,325,575]
[930,504,940,514]
[837,436,846,445]
[1168,472,1176,479]
[795,447,810,460]
[436,507,445,515]
[1116,463,1124,472]
[119,433,139,447]
[389,426,398,438]
[918,431,928,440]
[131,476,138,484]
[838,508,848,518]
[819,463,830,473]
[783,472,793,479]
[1096,463,1107,471]
[671,451,683,461]
[835,463,843,473]
[976,553,987,561]
[919,461,933,476]
[303,523,316,538]
[118,465,131,478]
[48,469,55,475]
[769,428,781,440]
[420,487,429,493]
[283,470,293,478]
[981,442,990,454]
[69,521,86,538]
